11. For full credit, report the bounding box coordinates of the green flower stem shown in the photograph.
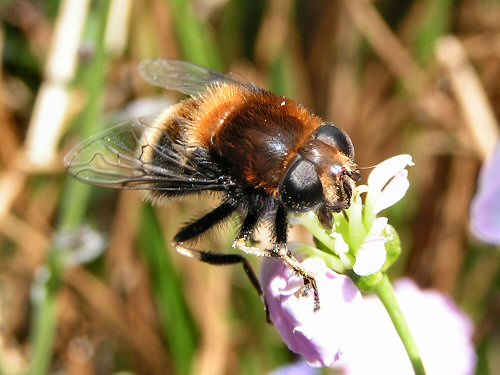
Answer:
[297,213,336,251]
[367,273,427,375]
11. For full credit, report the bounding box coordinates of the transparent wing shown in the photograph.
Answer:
[138,59,245,96]
[64,114,229,192]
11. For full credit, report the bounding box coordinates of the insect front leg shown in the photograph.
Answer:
[276,204,321,311]
[232,206,321,312]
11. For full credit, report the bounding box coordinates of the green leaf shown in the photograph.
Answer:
[137,204,198,375]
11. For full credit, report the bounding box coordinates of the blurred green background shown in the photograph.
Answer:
[0,0,499,374]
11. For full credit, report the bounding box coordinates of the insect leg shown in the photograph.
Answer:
[174,202,236,243]
[173,203,270,322]
[233,206,320,310]
[275,205,321,311]
[232,210,275,258]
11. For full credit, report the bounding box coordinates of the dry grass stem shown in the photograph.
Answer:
[436,35,499,161]
[25,0,90,168]
[342,0,426,93]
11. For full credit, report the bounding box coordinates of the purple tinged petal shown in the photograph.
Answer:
[470,142,500,245]
[268,361,319,375]
[336,279,476,375]
[261,258,364,367]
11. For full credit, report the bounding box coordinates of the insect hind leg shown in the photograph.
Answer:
[172,202,270,322]
[175,244,270,323]
[173,202,236,243]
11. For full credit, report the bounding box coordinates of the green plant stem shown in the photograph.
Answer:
[370,274,427,375]
[28,253,64,375]
[168,0,220,67]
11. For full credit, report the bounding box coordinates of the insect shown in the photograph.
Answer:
[65,60,360,315]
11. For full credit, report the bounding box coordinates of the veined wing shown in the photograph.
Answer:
[64,114,231,192]
[138,59,247,97]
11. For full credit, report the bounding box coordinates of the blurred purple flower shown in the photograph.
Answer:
[268,361,319,375]
[336,279,476,375]
[470,142,500,245]
[261,257,363,367]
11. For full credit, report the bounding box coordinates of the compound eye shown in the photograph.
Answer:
[279,159,323,212]
[315,123,355,158]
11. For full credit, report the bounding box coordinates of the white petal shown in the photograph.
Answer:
[371,217,389,234]
[353,235,387,276]
[331,232,349,254]
[373,170,410,213]
[368,154,413,193]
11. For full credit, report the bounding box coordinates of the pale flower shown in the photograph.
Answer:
[470,142,500,245]
[347,154,413,276]
[336,279,476,375]
[352,217,387,276]
[266,155,415,368]
[268,361,318,375]
[364,154,414,217]
[261,257,363,367]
